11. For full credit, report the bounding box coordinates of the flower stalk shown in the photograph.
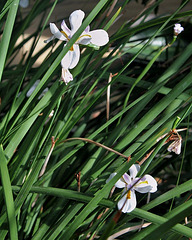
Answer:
[60,137,130,160]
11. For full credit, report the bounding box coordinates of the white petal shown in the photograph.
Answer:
[89,30,109,46]
[69,44,80,69]
[61,20,71,37]
[69,10,85,35]
[116,173,131,188]
[121,173,131,184]
[106,173,117,183]
[50,23,67,41]
[19,0,29,8]
[44,35,55,44]
[61,68,73,85]
[38,87,48,99]
[134,175,157,193]
[174,23,184,35]
[118,189,137,213]
[115,179,126,188]
[61,44,80,69]
[61,50,72,69]
[26,80,40,97]
[129,164,140,179]
[77,34,92,45]
[167,139,182,154]
[146,175,158,193]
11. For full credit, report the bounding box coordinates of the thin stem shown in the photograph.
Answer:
[60,137,129,160]
[39,136,58,178]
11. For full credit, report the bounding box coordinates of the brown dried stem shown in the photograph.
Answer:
[60,137,129,160]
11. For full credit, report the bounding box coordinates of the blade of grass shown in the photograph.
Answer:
[131,199,192,239]
[0,145,18,240]
[0,0,19,83]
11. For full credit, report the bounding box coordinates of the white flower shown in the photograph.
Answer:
[61,68,73,85]
[26,80,48,99]
[174,23,184,36]
[167,133,182,155]
[107,164,157,213]
[19,0,29,8]
[157,128,184,155]
[44,10,109,84]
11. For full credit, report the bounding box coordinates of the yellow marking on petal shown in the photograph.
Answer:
[138,181,148,185]
[77,34,91,42]
[127,190,131,199]
[70,46,74,51]
[121,176,127,184]
[61,31,70,40]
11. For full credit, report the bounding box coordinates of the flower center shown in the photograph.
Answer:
[60,31,91,51]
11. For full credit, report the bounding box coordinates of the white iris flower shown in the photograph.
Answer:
[45,10,109,84]
[107,164,157,213]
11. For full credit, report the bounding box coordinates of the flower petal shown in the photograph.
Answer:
[26,80,40,97]
[38,88,48,99]
[68,44,80,69]
[121,173,131,184]
[115,179,126,188]
[167,139,182,155]
[61,50,72,69]
[50,23,67,41]
[77,34,92,45]
[129,164,140,179]
[106,173,117,183]
[106,172,127,188]
[61,44,80,69]
[118,189,136,213]
[61,20,71,37]
[44,35,55,44]
[134,175,157,193]
[89,29,109,46]
[174,23,184,35]
[19,0,29,8]
[61,68,73,85]
[69,10,85,35]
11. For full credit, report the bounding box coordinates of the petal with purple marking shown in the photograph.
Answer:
[61,20,71,37]
[50,23,67,41]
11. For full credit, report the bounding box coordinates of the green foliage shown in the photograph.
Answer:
[0,0,192,239]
